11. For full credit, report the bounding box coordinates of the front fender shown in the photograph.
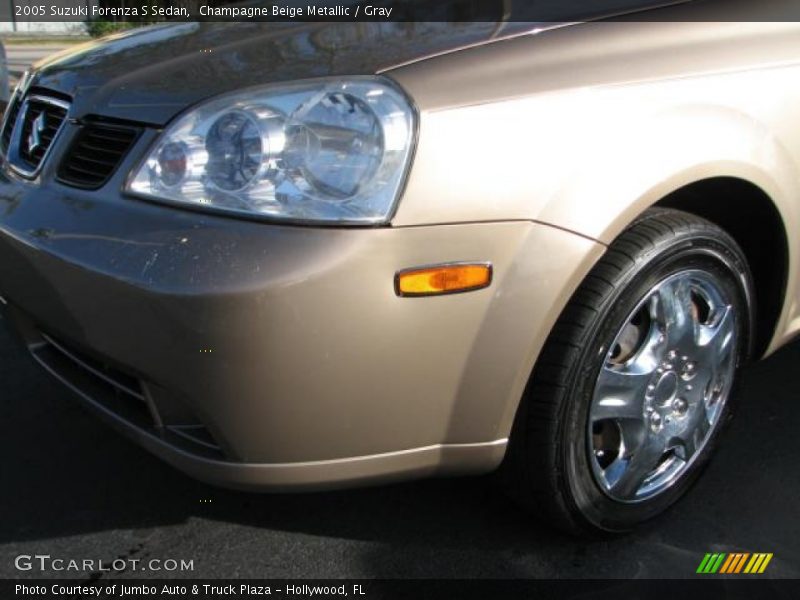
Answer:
[393,64,800,354]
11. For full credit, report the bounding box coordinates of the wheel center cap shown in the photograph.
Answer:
[653,371,679,404]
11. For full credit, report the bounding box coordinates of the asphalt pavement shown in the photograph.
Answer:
[1,313,799,580]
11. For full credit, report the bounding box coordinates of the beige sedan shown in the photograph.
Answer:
[0,2,798,534]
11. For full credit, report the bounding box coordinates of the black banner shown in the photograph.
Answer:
[0,0,799,24]
[4,579,800,600]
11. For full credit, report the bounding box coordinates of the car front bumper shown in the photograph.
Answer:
[0,169,603,490]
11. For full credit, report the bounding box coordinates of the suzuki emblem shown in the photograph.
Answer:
[26,112,47,155]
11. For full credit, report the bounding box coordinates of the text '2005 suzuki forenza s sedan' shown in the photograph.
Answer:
[2,1,800,533]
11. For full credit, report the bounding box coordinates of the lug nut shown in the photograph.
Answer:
[650,412,663,433]
[681,361,697,380]
[672,397,688,416]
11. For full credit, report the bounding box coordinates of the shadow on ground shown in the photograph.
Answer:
[1,321,799,578]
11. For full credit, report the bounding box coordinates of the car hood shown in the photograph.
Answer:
[28,21,536,126]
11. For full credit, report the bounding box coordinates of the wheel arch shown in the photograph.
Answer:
[654,177,789,360]
[492,172,793,446]
[531,104,800,360]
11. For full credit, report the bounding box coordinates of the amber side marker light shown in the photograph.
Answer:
[395,263,493,297]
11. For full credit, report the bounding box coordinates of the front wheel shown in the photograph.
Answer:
[504,208,753,533]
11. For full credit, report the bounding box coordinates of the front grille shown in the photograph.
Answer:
[58,123,140,189]
[1,93,70,176]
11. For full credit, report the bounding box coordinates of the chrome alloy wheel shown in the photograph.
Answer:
[588,270,737,502]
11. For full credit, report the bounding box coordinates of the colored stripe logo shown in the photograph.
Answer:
[697,553,773,574]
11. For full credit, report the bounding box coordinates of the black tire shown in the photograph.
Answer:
[502,208,754,534]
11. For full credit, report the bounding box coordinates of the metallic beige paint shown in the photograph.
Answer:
[3,16,800,489]
[0,211,602,485]
[388,21,800,356]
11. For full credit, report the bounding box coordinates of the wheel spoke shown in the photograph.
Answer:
[695,401,712,441]
[608,435,666,499]
[601,456,629,490]
[698,305,735,369]
[650,278,696,350]
[675,400,711,461]
[592,364,651,422]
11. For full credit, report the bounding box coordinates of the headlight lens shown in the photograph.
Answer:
[127,77,416,224]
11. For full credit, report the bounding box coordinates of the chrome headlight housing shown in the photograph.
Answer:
[127,77,416,225]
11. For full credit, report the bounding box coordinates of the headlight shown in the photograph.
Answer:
[126,77,416,225]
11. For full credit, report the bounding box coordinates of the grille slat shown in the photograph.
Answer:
[1,97,22,152]
[58,122,139,189]
[83,141,132,154]
[29,331,225,459]
[61,163,99,177]
[86,129,135,142]
[83,135,135,151]
[77,140,117,154]
[73,152,119,168]
[40,333,145,401]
